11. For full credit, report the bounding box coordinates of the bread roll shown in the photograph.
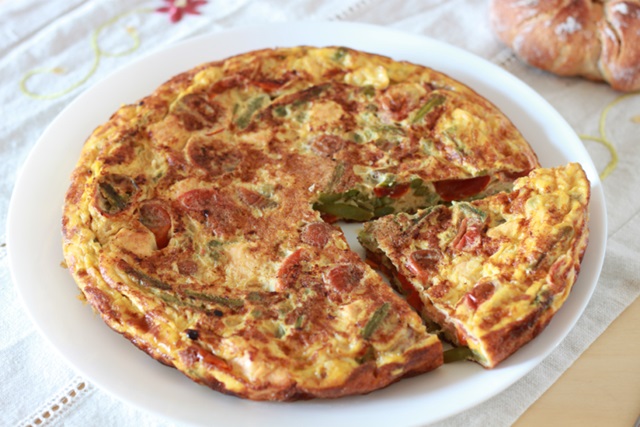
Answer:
[490,0,640,91]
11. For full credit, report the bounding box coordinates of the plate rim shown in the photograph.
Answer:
[7,21,607,427]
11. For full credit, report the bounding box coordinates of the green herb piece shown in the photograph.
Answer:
[342,189,361,199]
[371,195,390,208]
[557,225,575,240]
[294,315,305,329]
[184,290,244,309]
[378,173,396,188]
[357,229,377,252]
[365,104,378,112]
[98,182,128,214]
[373,206,395,217]
[356,345,376,364]
[314,202,373,221]
[294,111,308,123]
[443,346,474,363]
[97,175,139,215]
[332,47,348,62]
[126,268,172,291]
[207,240,224,248]
[291,84,329,107]
[362,85,376,97]
[442,128,468,154]
[410,177,434,197]
[275,324,286,338]
[235,95,268,129]
[411,94,446,124]
[317,192,343,204]
[206,240,226,261]
[528,253,546,271]
[411,206,437,225]
[410,178,424,189]
[533,290,552,308]
[273,105,287,117]
[414,186,433,197]
[155,292,182,306]
[374,124,405,136]
[246,292,263,302]
[455,202,487,222]
[362,302,390,340]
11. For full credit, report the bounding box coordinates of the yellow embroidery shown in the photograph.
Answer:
[580,91,640,180]
[20,8,152,100]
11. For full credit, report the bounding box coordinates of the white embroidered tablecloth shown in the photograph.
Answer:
[1,1,639,426]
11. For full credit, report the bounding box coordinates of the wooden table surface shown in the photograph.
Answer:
[515,296,640,427]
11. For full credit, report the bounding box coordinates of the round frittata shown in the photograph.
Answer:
[62,46,544,400]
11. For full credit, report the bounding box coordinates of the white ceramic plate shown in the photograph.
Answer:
[8,22,606,427]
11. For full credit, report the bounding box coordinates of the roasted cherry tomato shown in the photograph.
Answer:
[433,175,491,201]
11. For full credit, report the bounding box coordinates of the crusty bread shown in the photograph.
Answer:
[490,0,640,91]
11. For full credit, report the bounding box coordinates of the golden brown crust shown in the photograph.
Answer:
[490,0,640,91]
[479,303,554,366]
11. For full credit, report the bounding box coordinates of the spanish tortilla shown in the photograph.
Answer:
[62,46,559,400]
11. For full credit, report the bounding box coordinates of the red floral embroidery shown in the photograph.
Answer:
[157,0,207,23]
